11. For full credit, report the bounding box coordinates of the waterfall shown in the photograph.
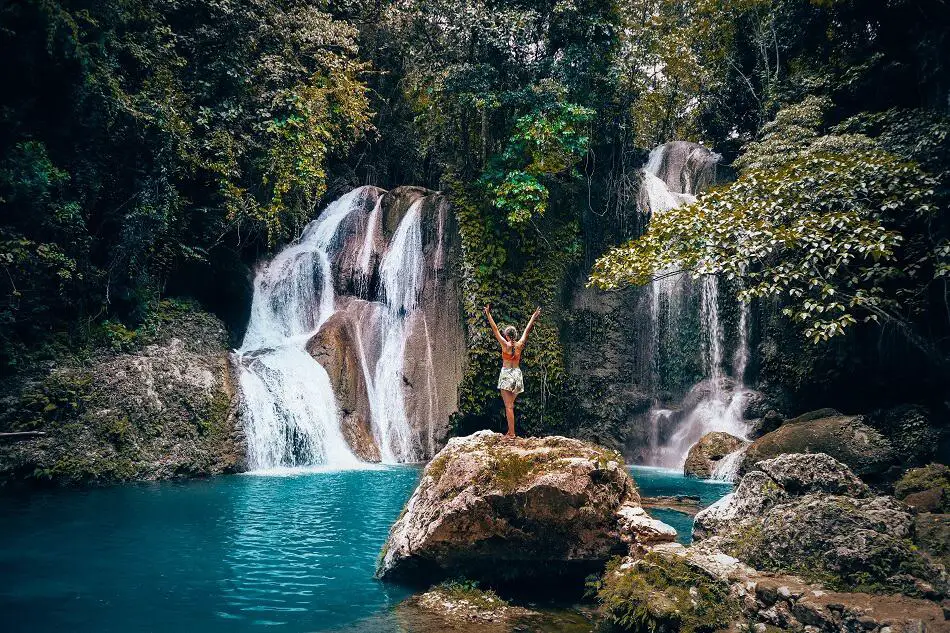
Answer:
[367,201,425,463]
[640,142,753,469]
[711,445,747,481]
[235,189,373,470]
[233,188,461,470]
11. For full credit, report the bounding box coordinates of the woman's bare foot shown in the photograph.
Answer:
[504,432,516,439]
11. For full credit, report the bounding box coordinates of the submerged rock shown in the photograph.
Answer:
[376,431,672,585]
[683,431,747,479]
[393,584,597,633]
[739,412,896,480]
[694,453,948,599]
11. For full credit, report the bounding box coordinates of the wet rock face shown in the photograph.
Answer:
[694,453,948,599]
[739,413,897,480]
[376,432,671,586]
[683,431,747,479]
[306,298,383,462]
[307,186,466,461]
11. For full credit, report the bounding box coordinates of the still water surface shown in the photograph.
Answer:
[0,464,730,632]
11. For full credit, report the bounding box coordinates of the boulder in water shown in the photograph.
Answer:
[693,453,948,598]
[683,431,748,479]
[376,431,671,586]
[738,412,897,480]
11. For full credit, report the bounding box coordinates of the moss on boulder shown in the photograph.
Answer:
[376,431,667,586]
[592,552,741,633]
[895,463,950,513]
[0,300,243,485]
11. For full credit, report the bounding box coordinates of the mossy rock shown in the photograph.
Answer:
[740,414,896,480]
[0,301,243,485]
[592,553,741,633]
[895,463,950,513]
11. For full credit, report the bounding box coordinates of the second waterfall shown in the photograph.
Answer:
[234,187,466,470]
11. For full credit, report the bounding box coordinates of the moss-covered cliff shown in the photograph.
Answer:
[0,300,243,485]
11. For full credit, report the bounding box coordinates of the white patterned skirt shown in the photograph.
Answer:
[497,366,524,395]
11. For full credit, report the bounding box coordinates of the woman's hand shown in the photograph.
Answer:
[533,306,541,320]
[484,304,491,316]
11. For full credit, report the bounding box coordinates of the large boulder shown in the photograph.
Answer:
[683,431,748,479]
[306,298,383,462]
[377,431,672,585]
[739,412,897,480]
[694,453,948,598]
[0,302,242,485]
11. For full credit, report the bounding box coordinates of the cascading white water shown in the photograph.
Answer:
[233,186,462,470]
[641,143,752,471]
[711,445,747,481]
[366,201,425,463]
[236,190,374,470]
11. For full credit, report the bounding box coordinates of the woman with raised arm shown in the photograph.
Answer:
[483,304,542,437]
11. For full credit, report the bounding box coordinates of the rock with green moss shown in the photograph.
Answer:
[694,453,948,599]
[739,413,897,481]
[592,550,742,633]
[0,301,243,485]
[683,431,748,479]
[376,431,671,585]
[895,463,950,513]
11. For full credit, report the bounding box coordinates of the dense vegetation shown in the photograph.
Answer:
[2,0,948,431]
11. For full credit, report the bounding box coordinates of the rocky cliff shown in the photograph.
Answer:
[305,186,466,461]
[0,301,242,485]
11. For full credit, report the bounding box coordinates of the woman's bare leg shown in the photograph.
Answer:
[500,390,516,437]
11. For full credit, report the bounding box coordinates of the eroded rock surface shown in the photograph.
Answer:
[308,186,465,461]
[694,453,948,599]
[0,304,242,484]
[377,431,674,585]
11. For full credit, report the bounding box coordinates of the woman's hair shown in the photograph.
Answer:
[502,325,518,342]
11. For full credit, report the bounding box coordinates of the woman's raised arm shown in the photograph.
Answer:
[484,304,507,348]
[518,307,542,346]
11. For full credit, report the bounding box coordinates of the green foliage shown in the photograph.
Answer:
[591,554,740,633]
[450,176,581,436]
[0,0,373,369]
[489,102,594,225]
[492,171,548,224]
[434,579,508,610]
[591,100,942,349]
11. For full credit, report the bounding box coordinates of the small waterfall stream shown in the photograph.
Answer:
[369,201,424,463]
[234,188,454,470]
[236,190,368,470]
[640,143,752,472]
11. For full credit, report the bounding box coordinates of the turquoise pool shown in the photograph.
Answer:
[0,461,731,632]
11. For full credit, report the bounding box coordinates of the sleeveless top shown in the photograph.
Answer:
[501,342,521,364]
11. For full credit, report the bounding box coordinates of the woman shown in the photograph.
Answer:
[483,304,542,437]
